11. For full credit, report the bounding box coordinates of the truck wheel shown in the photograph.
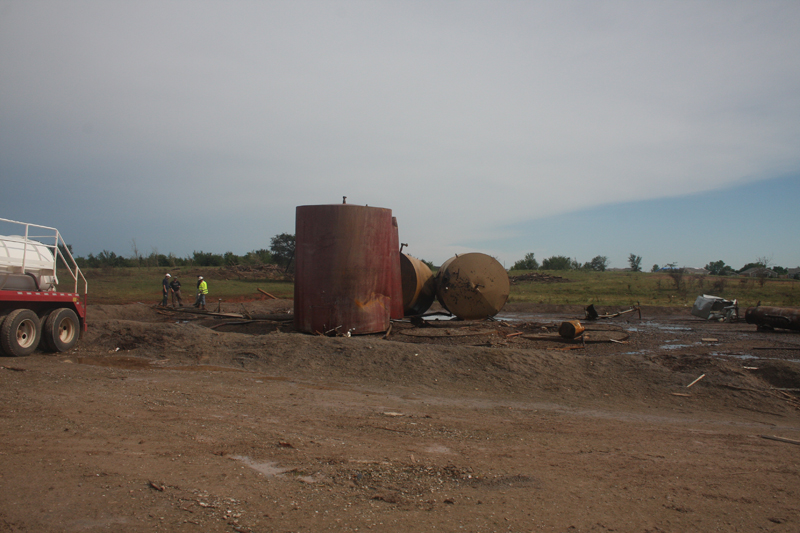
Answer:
[38,310,56,352]
[43,308,80,353]
[0,314,7,356]
[0,309,42,357]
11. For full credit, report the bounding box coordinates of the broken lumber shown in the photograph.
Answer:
[686,374,706,388]
[258,288,278,299]
[760,435,800,446]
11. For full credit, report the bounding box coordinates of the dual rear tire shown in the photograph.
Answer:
[0,308,79,357]
[42,308,80,353]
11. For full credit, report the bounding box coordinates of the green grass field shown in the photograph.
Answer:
[507,269,800,308]
[58,266,800,308]
[58,266,294,305]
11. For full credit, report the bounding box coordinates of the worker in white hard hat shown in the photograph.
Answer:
[161,273,172,307]
[194,275,208,310]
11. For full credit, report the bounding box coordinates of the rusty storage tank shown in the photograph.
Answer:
[400,253,435,316]
[435,253,509,320]
[294,203,400,335]
[745,306,800,331]
[389,217,404,320]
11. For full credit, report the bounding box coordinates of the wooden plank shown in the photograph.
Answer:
[686,374,706,388]
[760,435,800,446]
[257,288,279,299]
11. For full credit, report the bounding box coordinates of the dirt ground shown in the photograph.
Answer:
[2,299,800,532]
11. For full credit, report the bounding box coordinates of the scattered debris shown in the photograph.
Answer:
[753,346,800,351]
[257,288,279,299]
[508,272,570,284]
[691,295,738,322]
[400,328,498,338]
[585,304,641,321]
[760,435,800,446]
[686,374,706,388]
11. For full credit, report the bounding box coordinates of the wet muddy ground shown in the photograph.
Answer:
[1,300,799,532]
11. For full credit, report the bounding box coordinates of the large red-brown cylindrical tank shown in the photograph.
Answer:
[400,253,436,316]
[294,204,399,334]
[435,253,509,320]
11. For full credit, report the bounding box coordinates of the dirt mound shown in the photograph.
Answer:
[223,264,293,280]
[76,302,800,413]
[3,301,800,532]
[509,272,570,283]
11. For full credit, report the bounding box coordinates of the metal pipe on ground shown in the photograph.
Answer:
[745,306,800,332]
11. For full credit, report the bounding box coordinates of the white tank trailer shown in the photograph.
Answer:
[0,218,87,357]
[0,235,58,291]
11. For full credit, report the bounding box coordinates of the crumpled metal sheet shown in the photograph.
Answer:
[691,294,738,321]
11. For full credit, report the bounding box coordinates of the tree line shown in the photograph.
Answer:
[512,253,637,272]
[73,233,296,270]
[512,253,797,277]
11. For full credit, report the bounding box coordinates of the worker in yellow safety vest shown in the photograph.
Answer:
[194,275,209,310]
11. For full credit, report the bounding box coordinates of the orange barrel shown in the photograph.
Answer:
[389,217,404,320]
[400,253,436,316]
[435,253,509,320]
[294,204,398,334]
[558,320,585,339]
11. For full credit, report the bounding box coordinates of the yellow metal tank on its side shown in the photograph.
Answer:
[399,253,435,316]
[435,253,509,320]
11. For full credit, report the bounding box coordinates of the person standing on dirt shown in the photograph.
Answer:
[161,273,171,307]
[169,276,184,307]
[195,275,208,310]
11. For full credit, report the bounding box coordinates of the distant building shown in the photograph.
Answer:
[657,267,709,275]
[741,267,777,278]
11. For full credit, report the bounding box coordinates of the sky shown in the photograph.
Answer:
[1,1,799,271]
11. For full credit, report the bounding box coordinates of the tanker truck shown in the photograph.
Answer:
[0,218,87,356]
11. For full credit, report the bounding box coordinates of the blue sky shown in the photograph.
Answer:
[1,1,799,269]
[470,172,800,270]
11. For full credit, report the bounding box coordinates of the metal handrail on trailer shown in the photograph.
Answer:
[0,217,88,302]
